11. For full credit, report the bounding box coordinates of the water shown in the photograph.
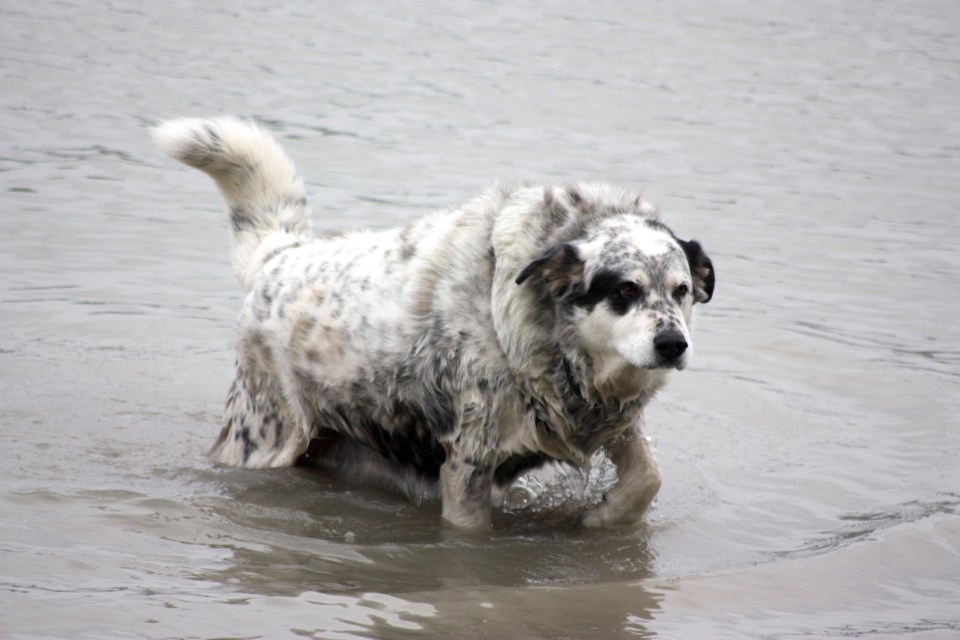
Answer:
[2,0,959,638]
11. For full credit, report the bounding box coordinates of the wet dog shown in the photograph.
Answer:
[152,117,715,529]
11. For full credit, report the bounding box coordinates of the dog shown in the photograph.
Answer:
[152,117,715,530]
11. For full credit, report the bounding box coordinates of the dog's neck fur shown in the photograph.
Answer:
[567,349,666,408]
[520,349,655,467]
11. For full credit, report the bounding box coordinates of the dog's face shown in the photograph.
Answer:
[517,215,715,377]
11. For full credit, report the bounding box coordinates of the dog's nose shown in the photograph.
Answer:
[654,331,687,361]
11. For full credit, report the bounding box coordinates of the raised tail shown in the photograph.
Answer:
[151,116,311,290]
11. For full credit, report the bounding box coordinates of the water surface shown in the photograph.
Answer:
[2,1,959,638]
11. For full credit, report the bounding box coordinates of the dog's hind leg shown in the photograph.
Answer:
[208,363,308,468]
[582,420,662,527]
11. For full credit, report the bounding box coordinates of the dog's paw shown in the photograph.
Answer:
[582,501,635,528]
[581,504,651,528]
[581,484,658,528]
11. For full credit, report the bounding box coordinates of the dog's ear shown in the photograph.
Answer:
[677,239,715,303]
[515,243,584,299]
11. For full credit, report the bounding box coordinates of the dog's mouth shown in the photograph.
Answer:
[630,356,686,371]
[654,356,687,371]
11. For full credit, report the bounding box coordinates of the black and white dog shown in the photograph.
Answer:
[153,117,715,529]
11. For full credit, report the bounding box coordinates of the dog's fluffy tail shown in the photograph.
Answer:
[151,116,311,291]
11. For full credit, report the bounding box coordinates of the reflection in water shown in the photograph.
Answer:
[188,463,655,597]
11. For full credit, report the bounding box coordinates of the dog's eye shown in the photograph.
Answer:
[674,284,689,300]
[616,282,643,300]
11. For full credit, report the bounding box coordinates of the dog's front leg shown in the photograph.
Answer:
[439,453,495,530]
[583,421,662,527]
[438,392,495,530]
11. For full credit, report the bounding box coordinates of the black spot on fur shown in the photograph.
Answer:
[258,242,301,270]
[230,205,255,233]
[238,425,256,463]
[260,287,273,306]
[398,224,417,261]
[181,124,223,167]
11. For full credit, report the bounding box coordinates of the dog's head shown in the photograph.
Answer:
[516,210,714,382]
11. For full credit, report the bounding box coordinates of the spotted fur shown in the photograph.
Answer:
[152,116,715,530]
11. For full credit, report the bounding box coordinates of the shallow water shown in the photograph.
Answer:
[2,0,960,638]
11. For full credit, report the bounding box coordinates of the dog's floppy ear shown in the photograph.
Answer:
[677,239,715,303]
[515,243,584,299]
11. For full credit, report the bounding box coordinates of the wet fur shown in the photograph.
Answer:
[152,116,715,529]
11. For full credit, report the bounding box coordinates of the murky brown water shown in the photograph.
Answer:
[2,1,960,638]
